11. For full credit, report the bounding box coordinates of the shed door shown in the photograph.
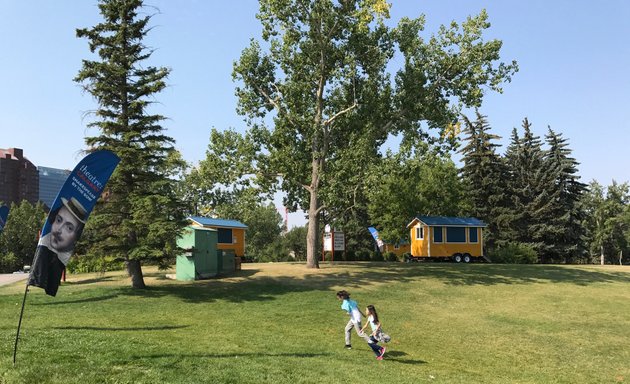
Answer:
[194,230,212,274]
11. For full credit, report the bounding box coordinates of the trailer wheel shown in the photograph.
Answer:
[453,253,463,263]
[463,254,471,263]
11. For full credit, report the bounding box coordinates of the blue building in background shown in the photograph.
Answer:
[38,166,70,209]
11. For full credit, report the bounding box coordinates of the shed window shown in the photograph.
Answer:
[433,227,443,243]
[415,226,424,240]
[217,228,233,244]
[446,227,466,243]
[469,227,478,243]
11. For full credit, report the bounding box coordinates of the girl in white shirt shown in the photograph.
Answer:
[361,305,386,360]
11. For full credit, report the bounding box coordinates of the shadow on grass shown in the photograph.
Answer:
[52,325,189,331]
[342,262,630,287]
[132,350,424,364]
[60,263,629,305]
[131,352,328,359]
[120,263,630,303]
[383,350,427,365]
[64,276,116,285]
[32,293,120,305]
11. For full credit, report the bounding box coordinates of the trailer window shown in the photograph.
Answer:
[415,226,424,240]
[433,227,443,243]
[469,227,478,243]
[218,228,233,244]
[446,227,466,243]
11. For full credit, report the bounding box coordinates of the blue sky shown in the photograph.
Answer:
[1,1,629,227]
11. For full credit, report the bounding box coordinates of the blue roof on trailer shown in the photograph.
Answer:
[407,216,486,228]
[188,216,248,229]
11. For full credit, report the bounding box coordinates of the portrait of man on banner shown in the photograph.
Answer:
[29,196,88,296]
[26,149,120,297]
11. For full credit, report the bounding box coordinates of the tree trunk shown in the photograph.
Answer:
[306,186,320,269]
[600,245,604,266]
[126,259,146,289]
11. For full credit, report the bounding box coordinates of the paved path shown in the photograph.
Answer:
[0,273,29,287]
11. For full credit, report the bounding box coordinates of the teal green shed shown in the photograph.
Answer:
[176,226,218,281]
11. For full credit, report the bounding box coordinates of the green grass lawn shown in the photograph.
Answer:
[1,262,629,384]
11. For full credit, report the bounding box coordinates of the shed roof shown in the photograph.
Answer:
[407,215,486,228]
[188,216,248,229]
[186,226,216,232]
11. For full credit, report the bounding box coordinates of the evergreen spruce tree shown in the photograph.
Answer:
[459,112,508,252]
[75,0,186,288]
[522,120,558,261]
[543,128,588,262]
[503,119,556,261]
[502,127,525,244]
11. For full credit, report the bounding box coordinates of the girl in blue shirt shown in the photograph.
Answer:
[336,290,371,349]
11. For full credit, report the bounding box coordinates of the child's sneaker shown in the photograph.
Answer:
[376,356,383,360]
[344,344,352,349]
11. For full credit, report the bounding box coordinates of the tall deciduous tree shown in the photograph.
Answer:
[583,180,629,264]
[75,0,186,288]
[213,191,285,261]
[0,200,46,273]
[187,128,266,216]
[365,146,463,244]
[232,0,517,268]
[186,128,286,260]
[283,225,308,261]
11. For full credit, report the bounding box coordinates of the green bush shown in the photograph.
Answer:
[385,252,398,262]
[344,250,356,261]
[371,251,384,261]
[401,252,412,262]
[66,255,125,274]
[490,243,538,264]
[0,252,19,273]
[355,249,370,261]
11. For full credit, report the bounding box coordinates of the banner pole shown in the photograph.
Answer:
[13,280,30,366]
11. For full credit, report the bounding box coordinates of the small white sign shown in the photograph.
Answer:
[323,233,333,251]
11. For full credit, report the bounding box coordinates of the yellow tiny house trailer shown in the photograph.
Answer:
[407,216,486,262]
[188,216,248,257]
[383,242,411,258]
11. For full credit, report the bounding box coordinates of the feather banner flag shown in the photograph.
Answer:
[368,227,384,252]
[28,150,120,296]
[0,205,8,233]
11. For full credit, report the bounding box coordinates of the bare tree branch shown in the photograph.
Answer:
[323,101,358,127]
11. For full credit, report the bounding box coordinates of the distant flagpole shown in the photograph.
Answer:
[13,150,119,366]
